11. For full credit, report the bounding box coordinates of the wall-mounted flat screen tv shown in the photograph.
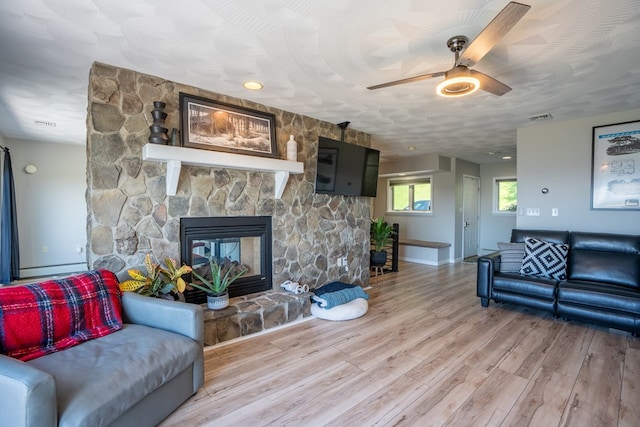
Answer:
[314,136,380,197]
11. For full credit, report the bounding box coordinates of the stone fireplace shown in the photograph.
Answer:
[180,216,272,302]
[86,62,373,342]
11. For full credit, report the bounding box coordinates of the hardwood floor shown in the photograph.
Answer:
[161,261,640,427]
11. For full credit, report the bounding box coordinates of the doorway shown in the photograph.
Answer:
[462,175,480,259]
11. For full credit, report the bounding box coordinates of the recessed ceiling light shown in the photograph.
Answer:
[408,146,415,151]
[502,156,512,160]
[243,81,263,90]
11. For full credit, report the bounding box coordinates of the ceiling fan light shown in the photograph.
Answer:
[436,76,480,97]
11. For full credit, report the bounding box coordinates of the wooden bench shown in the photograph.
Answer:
[398,239,451,266]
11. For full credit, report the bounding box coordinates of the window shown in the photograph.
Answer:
[388,176,432,213]
[494,177,517,214]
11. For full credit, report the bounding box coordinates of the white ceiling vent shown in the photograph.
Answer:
[34,120,57,127]
[528,113,553,121]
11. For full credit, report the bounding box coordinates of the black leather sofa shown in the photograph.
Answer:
[477,229,640,336]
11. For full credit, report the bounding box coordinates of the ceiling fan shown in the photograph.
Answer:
[367,2,531,97]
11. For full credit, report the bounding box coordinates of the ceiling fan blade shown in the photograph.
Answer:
[471,70,511,96]
[367,71,445,90]
[456,2,531,68]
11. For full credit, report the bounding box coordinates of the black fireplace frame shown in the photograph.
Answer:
[180,216,272,303]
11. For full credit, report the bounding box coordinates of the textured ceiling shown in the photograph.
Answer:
[1,0,639,163]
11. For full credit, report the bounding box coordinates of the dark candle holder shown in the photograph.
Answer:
[149,101,169,145]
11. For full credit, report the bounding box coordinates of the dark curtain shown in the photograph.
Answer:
[1,146,19,282]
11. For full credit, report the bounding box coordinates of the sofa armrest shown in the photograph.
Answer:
[476,254,500,307]
[121,292,204,346]
[0,355,57,427]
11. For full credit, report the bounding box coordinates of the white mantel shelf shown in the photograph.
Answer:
[142,144,304,199]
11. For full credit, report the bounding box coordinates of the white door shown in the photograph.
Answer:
[463,175,480,258]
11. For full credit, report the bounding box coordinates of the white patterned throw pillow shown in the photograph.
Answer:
[520,237,569,280]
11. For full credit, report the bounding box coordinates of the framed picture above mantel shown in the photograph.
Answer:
[591,119,640,210]
[179,93,277,158]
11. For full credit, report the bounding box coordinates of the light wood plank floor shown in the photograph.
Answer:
[161,261,640,427]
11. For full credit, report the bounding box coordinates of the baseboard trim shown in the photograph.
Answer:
[398,256,450,266]
[19,264,88,279]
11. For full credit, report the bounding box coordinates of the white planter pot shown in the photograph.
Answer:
[207,293,229,310]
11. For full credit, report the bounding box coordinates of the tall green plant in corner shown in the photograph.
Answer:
[370,218,395,267]
[370,218,395,251]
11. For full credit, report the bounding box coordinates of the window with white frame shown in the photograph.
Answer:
[494,177,517,214]
[388,176,432,213]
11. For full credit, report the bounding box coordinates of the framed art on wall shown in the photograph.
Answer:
[591,119,640,210]
[179,93,277,158]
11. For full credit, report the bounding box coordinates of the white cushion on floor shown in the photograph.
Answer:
[311,298,368,321]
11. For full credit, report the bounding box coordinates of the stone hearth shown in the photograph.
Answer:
[203,289,311,346]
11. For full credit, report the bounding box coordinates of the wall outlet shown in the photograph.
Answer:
[76,244,83,253]
[552,208,559,216]
[42,246,48,253]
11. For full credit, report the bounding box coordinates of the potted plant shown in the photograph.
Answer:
[119,254,191,299]
[188,258,248,310]
[370,217,395,267]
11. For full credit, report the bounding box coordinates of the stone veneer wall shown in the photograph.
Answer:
[86,62,372,292]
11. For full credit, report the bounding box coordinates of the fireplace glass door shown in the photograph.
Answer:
[191,236,260,277]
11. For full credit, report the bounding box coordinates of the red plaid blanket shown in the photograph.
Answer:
[0,269,123,361]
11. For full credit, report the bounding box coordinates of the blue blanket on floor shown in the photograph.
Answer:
[311,282,369,309]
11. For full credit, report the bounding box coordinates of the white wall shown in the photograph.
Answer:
[7,138,87,277]
[374,170,453,241]
[373,158,479,262]
[479,161,517,253]
[517,108,640,234]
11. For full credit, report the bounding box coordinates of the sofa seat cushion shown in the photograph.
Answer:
[558,281,640,314]
[493,273,557,299]
[26,323,200,427]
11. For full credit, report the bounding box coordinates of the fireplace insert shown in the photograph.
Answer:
[180,216,272,303]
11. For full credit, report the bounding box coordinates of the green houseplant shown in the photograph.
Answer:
[188,258,248,310]
[370,218,395,267]
[119,253,191,299]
